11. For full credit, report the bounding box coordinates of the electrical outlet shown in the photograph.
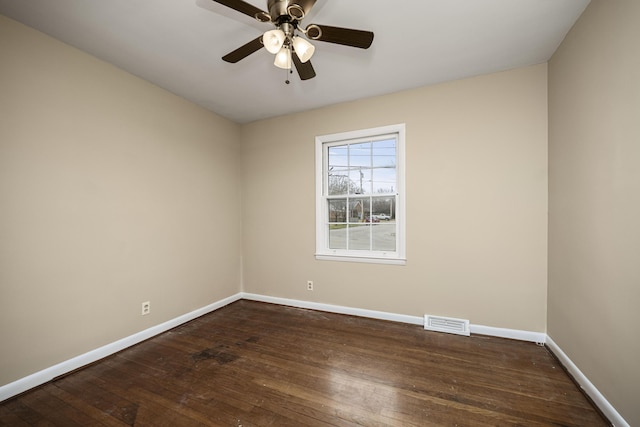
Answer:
[307,281,313,291]
[141,301,150,315]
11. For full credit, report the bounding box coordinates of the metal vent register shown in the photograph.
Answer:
[424,315,470,336]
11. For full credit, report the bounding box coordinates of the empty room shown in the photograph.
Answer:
[0,0,638,425]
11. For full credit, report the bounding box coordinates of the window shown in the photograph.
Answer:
[315,124,406,264]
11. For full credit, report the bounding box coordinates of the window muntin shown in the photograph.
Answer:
[316,124,405,264]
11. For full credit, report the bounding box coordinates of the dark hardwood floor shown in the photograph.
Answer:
[1,300,608,426]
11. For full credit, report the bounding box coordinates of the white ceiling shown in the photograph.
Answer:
[0,0,590,124]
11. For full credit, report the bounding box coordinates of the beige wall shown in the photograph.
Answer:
[548,1,640,424]
[242,64,548,332]
[0,16,242,386]
[6,3,634,421]
[16,5,635,417]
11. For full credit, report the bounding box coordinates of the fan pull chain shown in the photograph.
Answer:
[285,68,292,85]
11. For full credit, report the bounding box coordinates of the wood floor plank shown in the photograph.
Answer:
[53,373,139,426]
[48,384,133,427]
[0,300,609,426]
[18,387,95,426]
[0,398,53,426]
[0,400,32,427]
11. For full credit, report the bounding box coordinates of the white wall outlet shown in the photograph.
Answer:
[141,301,150,315]
[307,281,313,291]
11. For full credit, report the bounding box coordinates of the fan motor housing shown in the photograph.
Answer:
[267,0,315,21]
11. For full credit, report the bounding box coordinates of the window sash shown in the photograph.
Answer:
[326,195,397,251]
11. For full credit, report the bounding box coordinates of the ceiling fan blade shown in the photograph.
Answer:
[292,53,316,80]
[222,36,263,63]
[211,0,270,22]
[306,24,374,49]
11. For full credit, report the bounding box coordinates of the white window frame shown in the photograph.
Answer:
[315,123,406,265]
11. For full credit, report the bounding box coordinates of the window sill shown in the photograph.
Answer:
[315,253,406,266]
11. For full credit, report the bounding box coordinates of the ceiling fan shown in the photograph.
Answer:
[212,0,374,81]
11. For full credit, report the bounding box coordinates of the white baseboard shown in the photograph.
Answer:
[546,336,629,427]
[241,293,546,343]
[470,324,546,344]
[241,292,424,325]
[0,293,242,402]
[1,291,627,427]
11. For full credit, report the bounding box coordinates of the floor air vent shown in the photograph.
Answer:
[424,315,470,336]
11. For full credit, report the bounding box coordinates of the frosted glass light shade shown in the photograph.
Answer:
[263,29,285,54]
[274,46,292,69]
[292,36,315,63]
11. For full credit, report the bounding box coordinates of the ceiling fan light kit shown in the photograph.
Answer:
[274,46,292,69]
[213,0,374,81]
[263,28,286,54]
[291,36,314,63]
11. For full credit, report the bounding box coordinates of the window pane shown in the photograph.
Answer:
[328,170,351,195]
[348,167,371,194]
[328,224,347,249]
[349,142,371,168]
[372,138,396,153]
[372,166,396,194]
[328,145,348,167]
[350,142,371,195]
[348,224,370,250]
[328,173,350,195]
[328,199,347,223]
[371,197,395,221]
[328,145,349,195]
[349,197,369,223]
[372,223,396,251]
[372,139,396,194]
